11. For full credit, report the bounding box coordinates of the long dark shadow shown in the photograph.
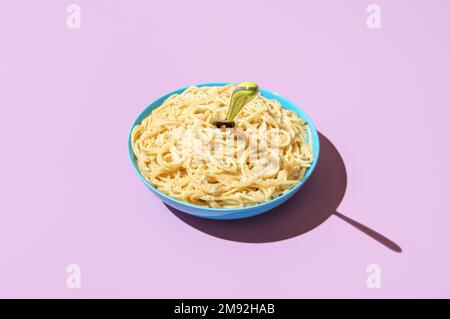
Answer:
[167,132,402,252]
[333,211,402,252]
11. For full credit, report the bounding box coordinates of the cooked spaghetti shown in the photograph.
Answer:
[131,85,313,208]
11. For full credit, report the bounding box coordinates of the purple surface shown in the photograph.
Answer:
[1,0,449,298]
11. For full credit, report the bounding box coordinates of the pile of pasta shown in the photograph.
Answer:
[131,85,313,208]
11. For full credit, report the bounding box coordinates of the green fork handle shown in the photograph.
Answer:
[226,82,259,121]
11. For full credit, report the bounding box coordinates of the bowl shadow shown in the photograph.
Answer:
[166,132,402,252]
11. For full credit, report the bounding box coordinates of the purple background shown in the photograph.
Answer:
[1,0,450,298]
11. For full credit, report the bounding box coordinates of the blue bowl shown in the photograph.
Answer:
[128,82,320,219]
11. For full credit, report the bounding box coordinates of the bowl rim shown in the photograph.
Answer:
[127,82,320,212]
